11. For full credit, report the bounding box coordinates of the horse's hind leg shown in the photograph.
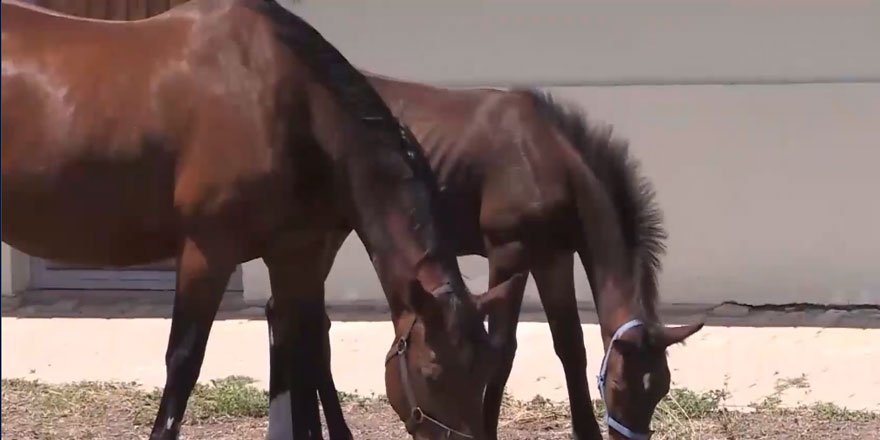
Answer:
[482,240,529,440]
[150,237,234,440]
[532,251,602,440]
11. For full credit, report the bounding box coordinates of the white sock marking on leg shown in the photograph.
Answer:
[267,391,293,440]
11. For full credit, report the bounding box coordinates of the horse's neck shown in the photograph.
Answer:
[300,71,456,298]
[588,250,659,340]
[321,114,455,298]
[569,161,643,335]
[594,270,646,337]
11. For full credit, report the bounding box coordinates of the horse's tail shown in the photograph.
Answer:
[522,89,666,311]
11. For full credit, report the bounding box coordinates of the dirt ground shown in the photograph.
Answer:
[3,379,879,440]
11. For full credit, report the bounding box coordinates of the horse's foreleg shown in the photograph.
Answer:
[266,260,323,439]
[266,296,320,440]
[482,240,528,440]
[292,301,325,440]
[150,238,233,440]
[265,232,350,440]
[532,251,602,440]
[311,311,352,440]
[267,296,349,440]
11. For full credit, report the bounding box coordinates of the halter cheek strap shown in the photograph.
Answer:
[385,316,473,439]
[597,319,651,440]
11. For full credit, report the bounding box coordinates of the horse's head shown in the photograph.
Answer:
[384,274,525,440]
[598,321,704,439]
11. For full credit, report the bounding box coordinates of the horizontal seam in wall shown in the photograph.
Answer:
[433,77,880,89]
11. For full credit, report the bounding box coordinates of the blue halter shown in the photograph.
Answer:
[597,319,651,440]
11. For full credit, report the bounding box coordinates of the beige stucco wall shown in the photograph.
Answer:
[246,0,880,306]
[2,243,13,296]
[243,82,880,307]
[2,243,30,296]
[284,0,880,87]
[3,0,878,306]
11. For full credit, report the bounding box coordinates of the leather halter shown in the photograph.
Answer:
[385,316,473,439]
[597,319,652,440]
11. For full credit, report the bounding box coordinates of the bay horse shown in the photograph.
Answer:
[0,1,516,439]
[265,74,705,440]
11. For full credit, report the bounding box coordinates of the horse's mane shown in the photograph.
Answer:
[522,89,667,320]
[245,0,459,283]
[246,0,440,183]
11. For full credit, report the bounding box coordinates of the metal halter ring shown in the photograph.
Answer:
[396,337,408,355]
[410,407,425,424]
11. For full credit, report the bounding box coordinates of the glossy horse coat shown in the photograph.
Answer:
[1,1,508,439]
[266,74,704,439]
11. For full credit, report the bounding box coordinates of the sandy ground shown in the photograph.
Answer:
[2,317,879,410]
[4,379,880,440]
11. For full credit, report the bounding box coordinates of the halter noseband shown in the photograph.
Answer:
[385,283,473,439]
[597,319,652,440]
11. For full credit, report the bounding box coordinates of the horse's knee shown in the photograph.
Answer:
[163,336,205,382]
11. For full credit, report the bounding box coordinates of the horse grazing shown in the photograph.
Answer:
[265,74,705,440]
[1,1,515,439]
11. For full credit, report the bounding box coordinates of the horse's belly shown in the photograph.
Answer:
[435,187,484,256]
[1,174,180,266]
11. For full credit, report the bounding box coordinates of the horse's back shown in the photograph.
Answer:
[365,75,577,251]
[1,0,196,144]
[1,0,304,265]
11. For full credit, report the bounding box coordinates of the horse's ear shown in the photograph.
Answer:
[473,273,527,317]
[659,322,704,347]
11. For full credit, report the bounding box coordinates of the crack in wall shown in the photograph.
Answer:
[716,301,880,312]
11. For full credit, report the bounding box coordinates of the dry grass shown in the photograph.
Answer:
[2,378,878,440]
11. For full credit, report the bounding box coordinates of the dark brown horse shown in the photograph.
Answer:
[1,2,515,439]
[265,74,705,440]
